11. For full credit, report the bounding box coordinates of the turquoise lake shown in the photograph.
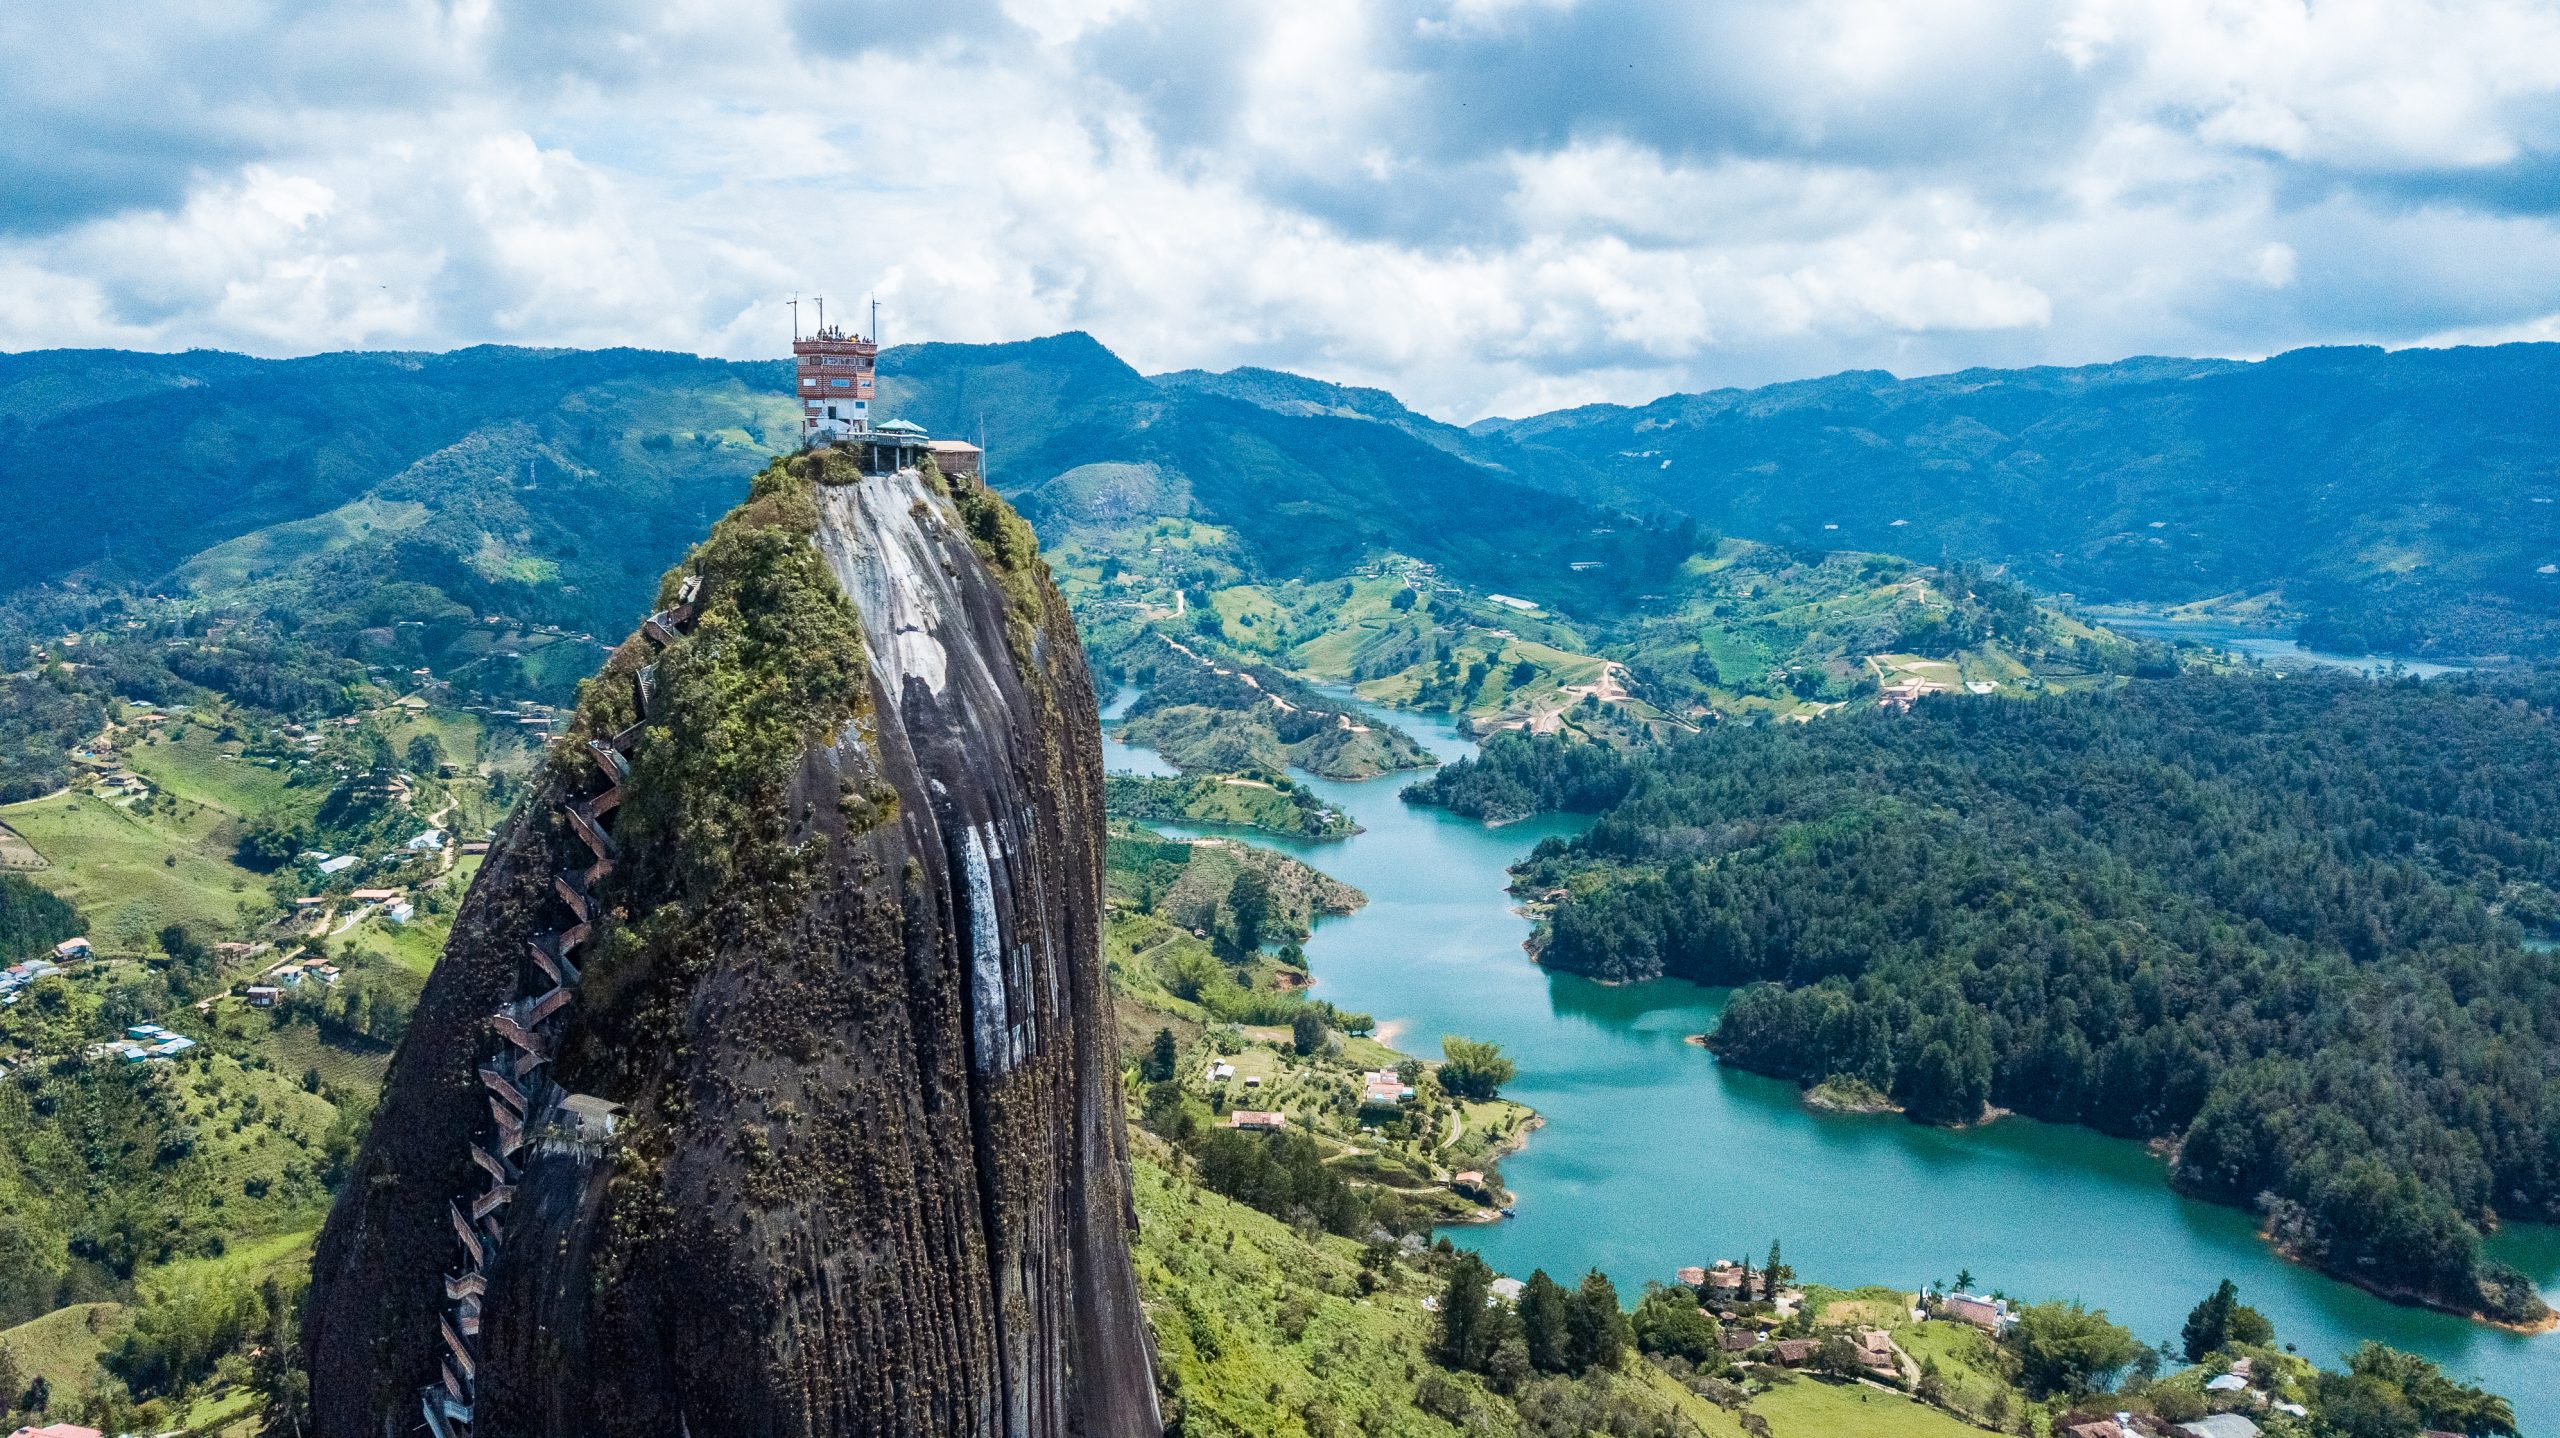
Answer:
[2090,612,2479,679]
[1107,686,2560,1432]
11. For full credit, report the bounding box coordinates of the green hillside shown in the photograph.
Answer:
[1476,345,2560,659]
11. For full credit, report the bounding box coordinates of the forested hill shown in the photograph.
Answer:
[13,338,2560,671]
[1477,344,2560,659]
[0,337,1694,671]
[1418,670,2560,1324]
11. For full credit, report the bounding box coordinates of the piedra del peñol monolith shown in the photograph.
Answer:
[303,446,1161,1436]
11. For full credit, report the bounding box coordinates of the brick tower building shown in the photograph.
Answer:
[793,316,877,444]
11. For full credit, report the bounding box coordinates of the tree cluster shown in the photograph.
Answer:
[1477,669,2560,1320]
[1436,1254,1631,1391]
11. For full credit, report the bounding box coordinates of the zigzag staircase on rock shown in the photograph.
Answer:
[420,575,702,1438]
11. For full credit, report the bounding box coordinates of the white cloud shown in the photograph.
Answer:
[0,0,2554,421]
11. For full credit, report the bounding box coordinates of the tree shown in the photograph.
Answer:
[1165,945,1220,1003]
[2343,1342,2517,1437]
[0,1342,18,1415]
[1225,869,1273,958]
[2181,1278,2238,1361]
[233,819,304,872]
[1140,1081,1194,1142]
[1437,1254,1495,1370]
[1812,1334,1864,1378]
[1485,1334,1531,1395]
[1290,1009,1326,1056]
[404,732,446,775]
[1140,1027,1178,1083]
[1391,586,1418,612]
[1954,1268,1976,1295]
[2314,1372,2419,1438]
[253,1273,310,1438]
[1630,1284,1720,1365]
[1439,1036,1516,1102]
[1519,1270,1572,1372]
[1763,1240,1789,1300]
[2006,1300,2143,1399]
[1564,1269,1630,1373]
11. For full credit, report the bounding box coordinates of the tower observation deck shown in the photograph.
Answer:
[793,323,877,444]
[789,305,983,479]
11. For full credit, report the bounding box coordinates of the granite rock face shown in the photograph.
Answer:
[306,455,1159,1437]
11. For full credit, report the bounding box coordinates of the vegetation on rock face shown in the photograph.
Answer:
[553,450,874,1193]
[590,455,869,893]
[1441,668,2560,1323]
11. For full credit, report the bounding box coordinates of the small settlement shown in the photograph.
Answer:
[1585,1260,2302,1438]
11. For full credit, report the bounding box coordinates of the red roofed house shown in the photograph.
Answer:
[1944,1293,2011,1332]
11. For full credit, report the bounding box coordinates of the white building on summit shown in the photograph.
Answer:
[789,306,986,480]
[793,317,878,444]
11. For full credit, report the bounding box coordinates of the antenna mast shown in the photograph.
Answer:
[814,296,826,336]
[788,294,801,340]
[870,294,880,346]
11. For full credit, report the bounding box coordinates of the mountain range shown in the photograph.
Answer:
[6,335,2557,668]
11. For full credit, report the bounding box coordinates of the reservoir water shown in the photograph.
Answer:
[2091,612,2478,679]
[1110,688,2560,1432]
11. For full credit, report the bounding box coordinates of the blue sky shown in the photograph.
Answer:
[3,0,2557,420]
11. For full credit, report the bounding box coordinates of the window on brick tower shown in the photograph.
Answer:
[831,378,851,388]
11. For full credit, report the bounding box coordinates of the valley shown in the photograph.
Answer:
[0,336,2550,1438]
[1102,687,2552,1437]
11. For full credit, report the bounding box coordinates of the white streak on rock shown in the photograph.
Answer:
[964,823,1011,1075]
[815,472,953,697]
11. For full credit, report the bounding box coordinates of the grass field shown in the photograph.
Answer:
[143,1226,318,1304]
[1751,1372,1993,1438]
[331,903,452,982]
[0,789,269,943]
[124,725,302,823]
[259,1017,395,1096]
[175,1382,263,1435]
[1893,1319,2017,1425]
[0,1300,131,1396]
[172,495,431,593]
[1636,1365,1758,1438]
[1806,1284,1914,1329]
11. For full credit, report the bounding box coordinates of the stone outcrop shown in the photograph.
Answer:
[305,451,1159,1437]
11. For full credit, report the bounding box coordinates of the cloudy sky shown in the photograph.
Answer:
[4,0,2557,420]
